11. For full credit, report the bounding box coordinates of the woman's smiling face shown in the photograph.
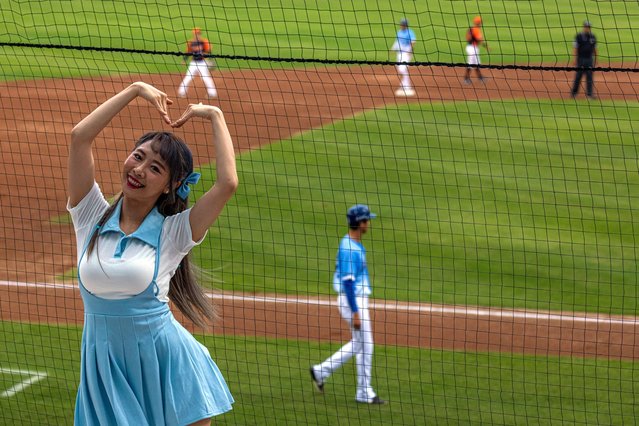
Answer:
[122,141,172,202]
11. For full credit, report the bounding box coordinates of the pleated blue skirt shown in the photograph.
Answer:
[74,283,234,426]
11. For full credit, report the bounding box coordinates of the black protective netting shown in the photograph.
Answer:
[1,1,638,425]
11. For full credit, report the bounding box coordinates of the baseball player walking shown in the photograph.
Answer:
[178,27,218,99]
[463,16,489,84]
[310,205,386,405]
[570,20,597,100]
[392,18,416,97]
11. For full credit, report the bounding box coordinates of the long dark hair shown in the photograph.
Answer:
[86,131,215,326]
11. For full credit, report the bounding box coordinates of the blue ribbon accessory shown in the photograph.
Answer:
[176,172,201,200]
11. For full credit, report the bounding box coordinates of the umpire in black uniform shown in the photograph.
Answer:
[570,20,597,99]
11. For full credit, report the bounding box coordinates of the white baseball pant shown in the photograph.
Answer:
[315,293,376,402]
[178,60,217,97]
[396,51,413,90]
[466,44,481,66]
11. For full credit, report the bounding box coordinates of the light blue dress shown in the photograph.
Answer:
[74,213,233,425]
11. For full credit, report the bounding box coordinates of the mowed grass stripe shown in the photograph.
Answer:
[193,100,639,315]
[1,321,638,425]
[2,0,639,80]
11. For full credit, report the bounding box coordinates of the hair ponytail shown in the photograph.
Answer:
[169,256,216,327]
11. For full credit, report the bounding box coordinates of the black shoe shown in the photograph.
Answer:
[309,367,324,393]
[357,396,387,405]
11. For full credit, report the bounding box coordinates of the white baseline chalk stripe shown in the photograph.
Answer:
[0,368,48,398]
[1,280,638,326]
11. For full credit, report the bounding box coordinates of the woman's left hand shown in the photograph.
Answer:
[170,103,222,128]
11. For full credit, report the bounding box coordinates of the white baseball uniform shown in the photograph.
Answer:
[313,234,377,402]
[178,37,217,98]
[394,27,416,92]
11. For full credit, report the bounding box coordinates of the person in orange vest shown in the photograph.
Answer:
[178,28,218,99]
[463,16,489,84]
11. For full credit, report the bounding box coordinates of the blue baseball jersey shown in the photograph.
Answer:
[396,28,416,52]
[332,235,372,296]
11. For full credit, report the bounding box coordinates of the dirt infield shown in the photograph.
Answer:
[2,281,638,360]
[1,65,638,359]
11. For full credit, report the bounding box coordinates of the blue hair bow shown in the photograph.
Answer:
[176,172,201,200]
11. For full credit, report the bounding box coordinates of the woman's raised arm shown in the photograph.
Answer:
[171,104,238,242]
[68,82,172,207]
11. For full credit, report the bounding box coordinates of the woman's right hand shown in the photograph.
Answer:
[131,82,173,124]
[170,103,223,128]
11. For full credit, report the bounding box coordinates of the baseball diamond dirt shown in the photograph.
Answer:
[1,65,638,359]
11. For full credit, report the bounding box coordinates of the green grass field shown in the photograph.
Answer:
[1,0,638,81]
[1,321,638,425]
[192,99,639,315]
[55,99,639,315]
[3,2,639,424]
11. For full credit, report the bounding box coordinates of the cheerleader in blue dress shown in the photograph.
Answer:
[67,82,238,426]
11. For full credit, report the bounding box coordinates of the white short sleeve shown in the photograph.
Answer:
[67,183,109,257]
[162,208,206,254]
[154,209,208,301]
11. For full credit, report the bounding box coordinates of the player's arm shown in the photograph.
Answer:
[204,40,213,64]
[342,278,361,330]
[68,82,172,207]
[342,279,358,313]
[390,39,399,53]
[339,246,362,329]
[183,41,192,63]
[480,31,488,50]
[170,105,238,242]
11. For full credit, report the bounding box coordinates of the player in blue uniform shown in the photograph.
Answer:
[310,205,386,405]
[391,18,417,97]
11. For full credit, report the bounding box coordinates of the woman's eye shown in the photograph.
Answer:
[133,153,142,160]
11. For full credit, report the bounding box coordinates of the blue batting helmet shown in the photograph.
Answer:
[347,204,377,227]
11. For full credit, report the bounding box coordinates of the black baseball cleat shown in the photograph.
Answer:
[356,396,387,405]
[309,367,324,393]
